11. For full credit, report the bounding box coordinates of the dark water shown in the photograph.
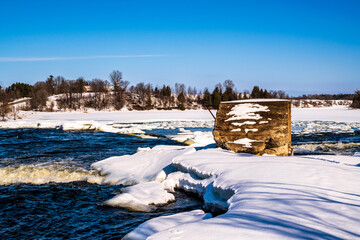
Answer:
[0,129,204,239]
[292,131,360,155]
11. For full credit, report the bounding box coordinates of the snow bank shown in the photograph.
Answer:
[125,148,360,239]
[105,181,175,212]
[123,210,212,240]
[91,145,195,185]
[10,109,214,123]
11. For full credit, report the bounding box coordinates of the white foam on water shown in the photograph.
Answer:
[0,163,104,185]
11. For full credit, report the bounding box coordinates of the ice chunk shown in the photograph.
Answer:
[104,181,175,212]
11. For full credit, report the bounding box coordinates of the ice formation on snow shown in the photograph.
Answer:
[104,181,175,212]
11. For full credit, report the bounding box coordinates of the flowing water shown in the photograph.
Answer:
[0,129,203,239]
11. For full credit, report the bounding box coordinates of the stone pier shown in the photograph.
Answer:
[213,99,292,156]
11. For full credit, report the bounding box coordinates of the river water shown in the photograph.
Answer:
[0,129,203,239]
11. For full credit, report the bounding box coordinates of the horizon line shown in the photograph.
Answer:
[0,54,169,62]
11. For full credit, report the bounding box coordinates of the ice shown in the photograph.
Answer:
[104,181,175,212]
[91,145,195,185]
[169,131,215,146]
[163,171,215,196]
[123,210,212,240]
[62,121,99,131]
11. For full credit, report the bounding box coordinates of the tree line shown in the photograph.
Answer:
[1,70,359,120]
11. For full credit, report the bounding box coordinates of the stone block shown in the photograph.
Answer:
[213,99,292,156]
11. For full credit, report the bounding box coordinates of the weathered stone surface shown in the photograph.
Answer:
[213,99,292,156]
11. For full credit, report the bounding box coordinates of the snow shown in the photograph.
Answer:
[292,106,360,122]
[104,181,175,212]
[92,143,359,239]
[10,109,214,123]
[231,137,262,148]
[244,128,258,133]
[222,99,290,103]
[91,145,195,185]
[123,148,360,239]
[123,210,212,240]
[226,103,270,121]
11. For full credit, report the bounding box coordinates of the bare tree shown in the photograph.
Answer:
[110,71,129,110]
[0,87,11,121]
[85,79,111,110]
[30,82,49,110]
[109,70,122,90]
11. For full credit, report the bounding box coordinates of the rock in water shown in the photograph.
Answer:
[213,99,292,156]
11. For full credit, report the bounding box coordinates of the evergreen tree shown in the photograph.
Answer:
[212,87,222,109]
[202,88,212,107]
[177,92,186,110]
[6,82,33,99]
[251,86,261,98]
[45,75,55,95]
[351,90,360,109]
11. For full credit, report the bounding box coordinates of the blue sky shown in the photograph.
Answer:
[0,0,359,96]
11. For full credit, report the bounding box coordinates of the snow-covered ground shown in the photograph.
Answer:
[2,106,359,125]
[292,106,360,122]
[1,106,360,239]
[92,145,360,239]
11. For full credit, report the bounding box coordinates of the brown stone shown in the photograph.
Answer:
[213,99,292,156]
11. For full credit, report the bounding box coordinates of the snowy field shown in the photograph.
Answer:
[1,106,360,239]
[3,106,360,123]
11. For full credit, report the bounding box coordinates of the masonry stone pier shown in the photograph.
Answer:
[213,99,292,156]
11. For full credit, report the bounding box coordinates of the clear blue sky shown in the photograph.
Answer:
[0,0,359,96]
